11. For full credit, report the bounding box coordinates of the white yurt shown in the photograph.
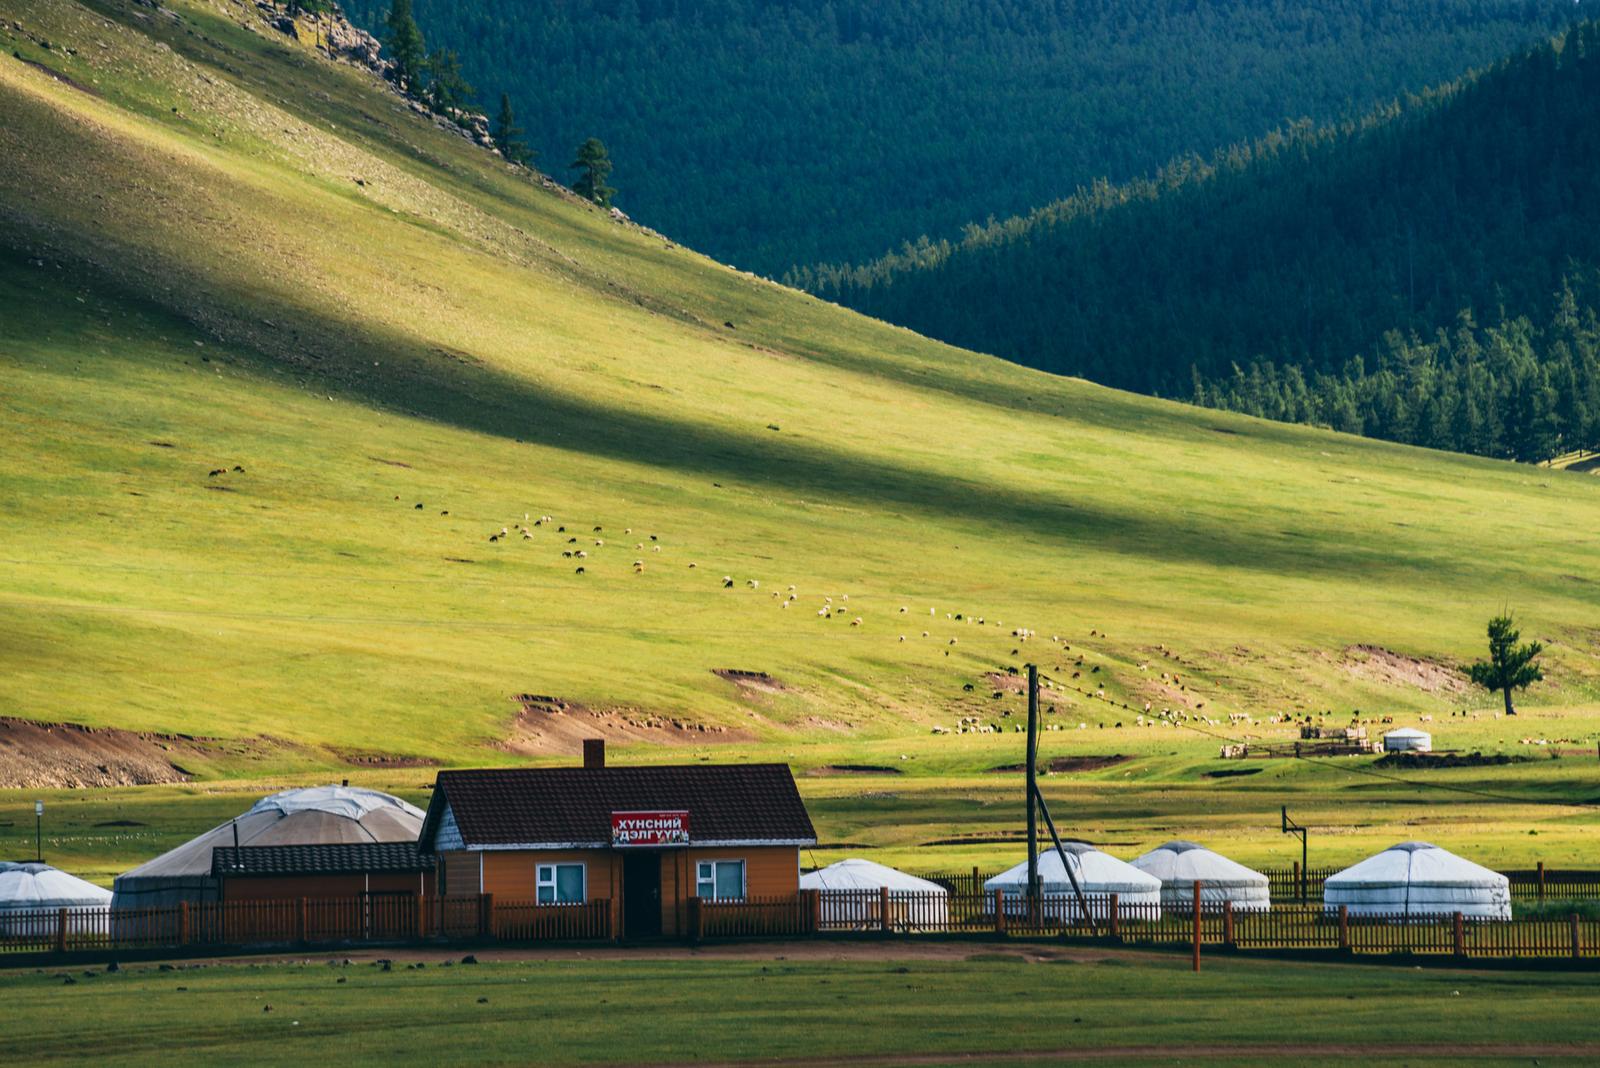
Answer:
[1324,841,1510,920]
[0,861,113,935]
[985,842,1162,920]
[1130,841,1271,912]
[801,858,949,927]
[111,785,425,910]
[1383,727,1433,753]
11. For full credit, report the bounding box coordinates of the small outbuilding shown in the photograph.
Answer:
[112,785,426,910]
[801,858,948,927]
[0,861,112,935]
[1130,840,1270,912]
[984,842,1161,919]
[1324,841,1510,920]
[1382,727,1433,753]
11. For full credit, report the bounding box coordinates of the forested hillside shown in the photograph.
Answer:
[803,23,1600,463]
[343,0,1580,276]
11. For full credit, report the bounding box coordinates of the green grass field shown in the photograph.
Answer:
[4,950,1598,1066]
[2,0,1599,881]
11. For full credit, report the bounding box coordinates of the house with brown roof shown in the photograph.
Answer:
[417,741,817,939]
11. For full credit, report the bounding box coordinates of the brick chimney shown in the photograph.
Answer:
[583,738,606,770]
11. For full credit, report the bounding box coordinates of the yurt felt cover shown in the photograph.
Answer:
[986,842,1161,897]
[111,786,424,909]
[1131,840,1271,910]
[800,859,946,893]
[0,862,112,910]
[1324,841,1511,919]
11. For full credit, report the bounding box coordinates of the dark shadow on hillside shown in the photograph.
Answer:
[0,231,1518,596]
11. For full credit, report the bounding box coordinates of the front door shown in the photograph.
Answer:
[622,851,662,939]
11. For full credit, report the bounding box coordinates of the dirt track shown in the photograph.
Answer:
[637,1043,1598,1066]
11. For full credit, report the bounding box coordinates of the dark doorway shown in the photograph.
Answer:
[622,852,662,939]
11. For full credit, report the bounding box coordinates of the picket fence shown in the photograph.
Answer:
[2,889,1596,962]
[0,894,610,955]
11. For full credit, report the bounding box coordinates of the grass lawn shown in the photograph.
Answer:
[3,949,1597,1066]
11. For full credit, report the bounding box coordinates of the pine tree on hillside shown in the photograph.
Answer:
[493,92,533,166]
[570,137,616,208]
[1467,614,1544,717]
[382,0,426,93]
[423,49,474,116]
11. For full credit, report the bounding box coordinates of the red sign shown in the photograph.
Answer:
[611,810,690,847]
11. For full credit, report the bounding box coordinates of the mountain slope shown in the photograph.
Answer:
[802,23,1600,462]
[2,0,1599,778]
[344,0,1584,275]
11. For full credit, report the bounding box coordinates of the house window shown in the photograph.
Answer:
[697,859,746,901]
[537,863,585,905]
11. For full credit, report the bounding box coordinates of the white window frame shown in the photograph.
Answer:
[536,862,586,905]
[696,859,746,901]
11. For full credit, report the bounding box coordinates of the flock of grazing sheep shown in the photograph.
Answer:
[446,499,1241,735]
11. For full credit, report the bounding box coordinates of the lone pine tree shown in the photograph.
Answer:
[1468,613,1544,716]
[570,137,615,208]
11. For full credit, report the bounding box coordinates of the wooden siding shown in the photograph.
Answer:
[439,850,482,897]
[220,872,433,902]
[469,845,798,938]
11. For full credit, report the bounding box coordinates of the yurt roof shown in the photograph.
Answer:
[987,843,1160,893]
[1131,841,1269,887]
[1326,841,1507,889]
[1383,727,1431,738]
[800,858,946,893]
[116,786,424,883]
[0,861,113,910]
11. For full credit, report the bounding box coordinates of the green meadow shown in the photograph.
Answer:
[1,0,1598,880]
[3,952,1599,1066]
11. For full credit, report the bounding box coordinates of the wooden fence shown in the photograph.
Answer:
[0,894,611,955]
[4,890,1597,962]
[687,890,1600,960]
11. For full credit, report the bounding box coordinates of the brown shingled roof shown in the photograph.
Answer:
[422,764,815,849]
[212,842,433,877]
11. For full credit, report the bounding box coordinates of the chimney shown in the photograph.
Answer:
[583,738,606,770]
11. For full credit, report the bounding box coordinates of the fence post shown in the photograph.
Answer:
[56,907,68,953]
[1453,912,1465,958]
[688,896,703,943]
[1223,900,1235,948]
[415,893,426,941]
[296,898,308,943]
[806,889,821,935]
[879,885,891,934]
[1108,893,1119,940]
[971,865,980,896]
[1572,914,1582,960]
[1537,861,1546,903]
[1292,860,1303,904]
[994,888,1006,935]
[1338,905,1349,951]
[1192,880,1202,973]
[180,901,191,946]
[479,893,495,939]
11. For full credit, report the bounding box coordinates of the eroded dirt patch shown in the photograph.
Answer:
[0,717,199,788]
[1341,645,1467,693]
[806,764,902,776]
[500,695,751,755]
[332,749,439,768]
[713,669,786,694]
[988,755,1129,774]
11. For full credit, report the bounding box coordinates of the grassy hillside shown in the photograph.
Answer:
[2,0,1600,797]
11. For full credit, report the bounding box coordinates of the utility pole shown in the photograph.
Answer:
[1281,806,1308,904]
[1026,664,1039,920]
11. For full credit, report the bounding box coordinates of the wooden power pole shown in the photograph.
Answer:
[1026,664,1040,919]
